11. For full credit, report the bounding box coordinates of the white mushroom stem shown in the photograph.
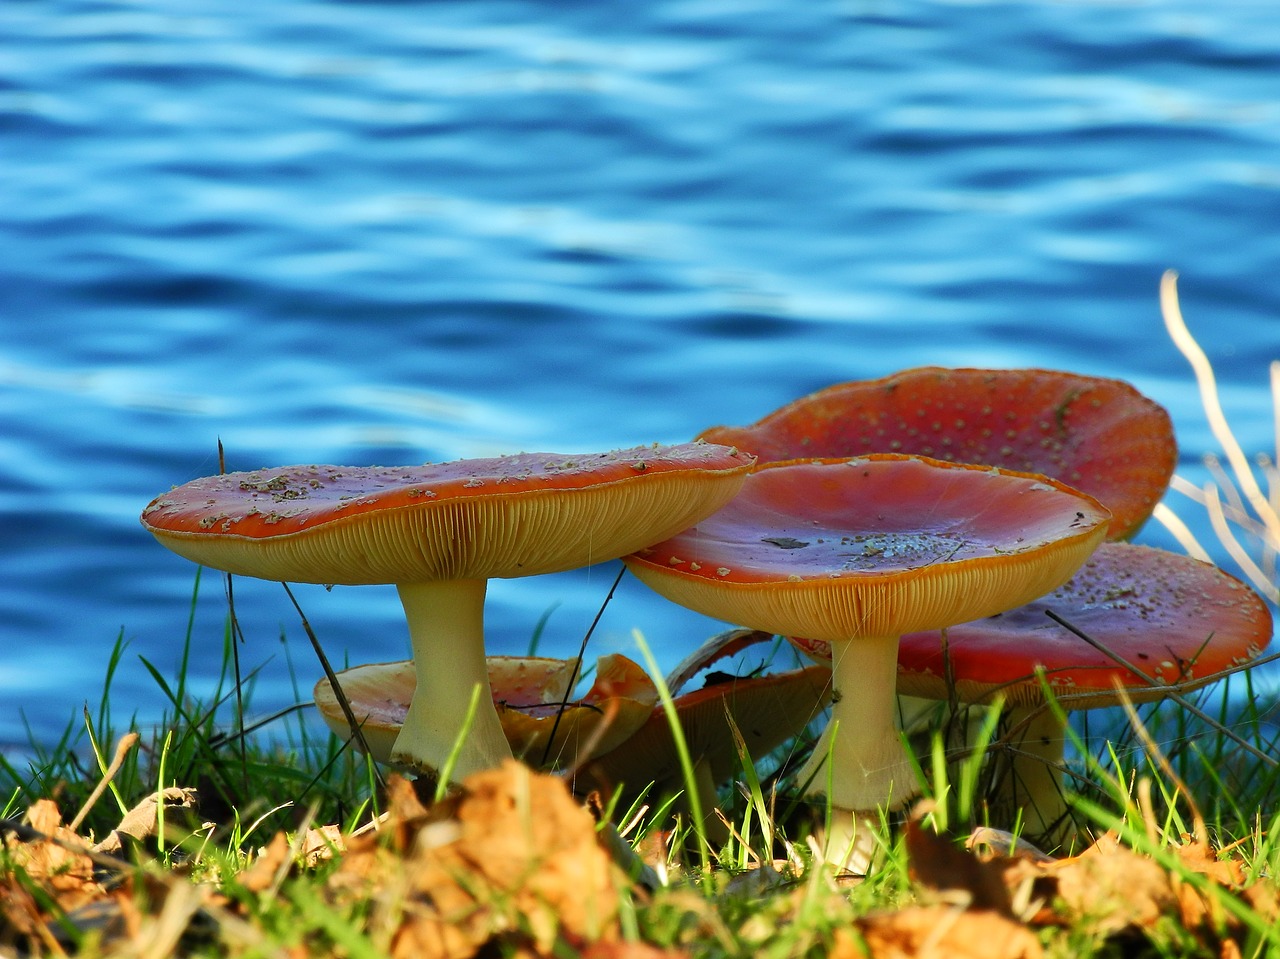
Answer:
[797,634,919,872]
[388,579,514,784]
[995,704,1078,850]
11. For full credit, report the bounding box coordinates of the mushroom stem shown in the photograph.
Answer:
[993,705,1078,851]
[798,634,918,870]
[389,578,514,784]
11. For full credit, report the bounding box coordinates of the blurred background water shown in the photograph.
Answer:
[2,0,1278,754]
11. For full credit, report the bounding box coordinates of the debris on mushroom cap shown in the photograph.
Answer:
[139,441,754,585]
[698,366,1175,539]
[313,653,659,767]
[625,455,1111,643]
[887,542,1274,710]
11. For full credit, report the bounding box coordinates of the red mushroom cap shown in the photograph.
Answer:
[698,366,1175,539]
[888,542,1274,709]
[624,454,1111,643]
[141,442,754,585]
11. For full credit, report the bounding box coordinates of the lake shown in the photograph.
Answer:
[2,0,1278,753]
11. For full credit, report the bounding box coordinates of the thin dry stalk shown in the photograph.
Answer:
[1157,270,1280,603]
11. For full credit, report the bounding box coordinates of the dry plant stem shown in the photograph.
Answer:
[1205,484,1280,602]
[798,634,917,871]
[1112,684,1208,845]
[70,731,139,832]
[1047,610,1278,769]
[1161,269,1280,546]
[389,579,513,782]
[1152,502,1214,563]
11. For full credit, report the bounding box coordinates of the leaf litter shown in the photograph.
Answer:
[4,763,1280,957]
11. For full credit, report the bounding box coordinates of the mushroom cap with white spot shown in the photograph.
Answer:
[699,366,1174,540]
[141,442,754,585]
[889,541,1274,709]
[624,454,1111,643]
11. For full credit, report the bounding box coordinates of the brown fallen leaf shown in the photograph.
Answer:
[833,906,1044,959]
[92,786,199,855]
[575,939,691,959]
[1002,832,1176,934]
[333,762,622,959]
[237,831,293,895]
[904,815,1013,914]
[4,799,101,915]
[301,823,344,867]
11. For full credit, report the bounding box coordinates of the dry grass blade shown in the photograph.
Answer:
[1160,270,1280,547]
[1159,269,1280,604]
[70,731,139,832]
[282,581,386,790]
[1045,610,1277,769]
[1110,680,1208,844]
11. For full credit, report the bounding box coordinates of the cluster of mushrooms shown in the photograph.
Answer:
[141,367,1274,871]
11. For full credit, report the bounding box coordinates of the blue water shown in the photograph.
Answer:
[3,0,1278,753]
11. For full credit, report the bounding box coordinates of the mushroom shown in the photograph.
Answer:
[314,630,832,846]
[576,628,833,843]
[698,366,1175,539]
[623,454,1110,871]
[313,652,660,768]
[141,442,754,784]
[886,541,1273,847]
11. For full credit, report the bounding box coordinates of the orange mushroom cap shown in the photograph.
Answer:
[889,542,1274,710]
[144,441,754,784]
[625,454,1110,834]
[624,455,1112,642]
[698,366,1175,539]
[141,442,755,584]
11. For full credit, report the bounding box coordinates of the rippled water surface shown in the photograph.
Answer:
[3,0,1279,750]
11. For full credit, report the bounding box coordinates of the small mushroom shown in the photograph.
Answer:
[313,653,660,768]
[141,442,753,785]
[315,630,831,844]
[575,628,833,843]
[890,542,1274,847]
[699,366,1175,539]
[624,454,1110,871]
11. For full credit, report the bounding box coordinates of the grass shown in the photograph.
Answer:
[3,564,1279,957]
[4,272,1279,957]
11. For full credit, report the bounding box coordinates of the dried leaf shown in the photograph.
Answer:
[335,762,622,959]
[835,906,1044,959]
[1053,840,1175,935]
[237,831,291,894]
[966,827,1054,863]
[999,832,1176,935]
[904,816,1013,914]
[92,786,199,855]
[301,824,344,867]
[577,940,692,959]
[4,799,100,915]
